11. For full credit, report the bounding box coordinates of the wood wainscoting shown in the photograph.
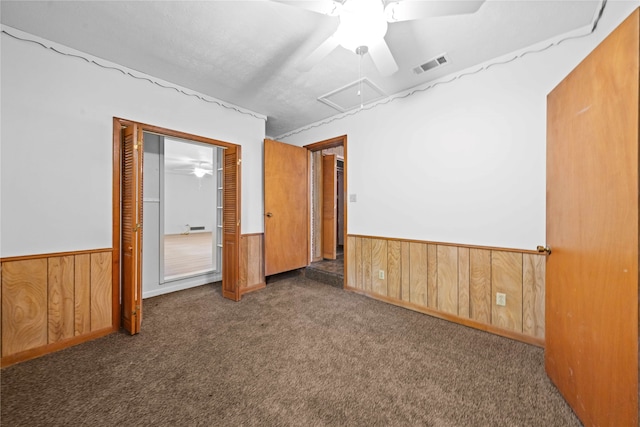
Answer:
[239,233,266,295]
[1,249,115,367]
[346,235,545,346]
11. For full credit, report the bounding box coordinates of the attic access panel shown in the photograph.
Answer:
[318,78,386,113]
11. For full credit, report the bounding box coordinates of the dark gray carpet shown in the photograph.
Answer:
[1,276,580,426]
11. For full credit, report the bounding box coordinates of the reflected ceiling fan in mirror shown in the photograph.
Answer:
[173,161,213,178]
[275,0,486,76]
[192,164,213,178]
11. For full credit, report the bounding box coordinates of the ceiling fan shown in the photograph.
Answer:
[173,161,214,178]
[192,164,213,178]
[275,0,486,76]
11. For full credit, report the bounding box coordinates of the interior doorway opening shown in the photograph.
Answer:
[304,137,347,288]
[113,118,242,335]
[142,133,224,299]
[262,136,347,282]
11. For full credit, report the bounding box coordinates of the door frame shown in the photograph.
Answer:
[112,117,243,330]
[304,135,348,288]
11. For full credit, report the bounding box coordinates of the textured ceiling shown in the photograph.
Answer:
[1,0,602,137]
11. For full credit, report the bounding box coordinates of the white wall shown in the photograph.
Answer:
[0,28,266,258]
[142,134,162,295]
[164,173,216,235]
[281,1,640,251]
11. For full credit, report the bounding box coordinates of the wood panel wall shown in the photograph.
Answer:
[1,249,114,367]
[347,235,546,346]
[239,233,266,295]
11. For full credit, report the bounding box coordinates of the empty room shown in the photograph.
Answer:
[1,1,638,425]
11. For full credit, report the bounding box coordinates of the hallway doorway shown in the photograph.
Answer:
[304,136,347,287]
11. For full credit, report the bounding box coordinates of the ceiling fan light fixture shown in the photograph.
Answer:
[193,167,207,178]
[383,1,401,22]
[335,0,388,52]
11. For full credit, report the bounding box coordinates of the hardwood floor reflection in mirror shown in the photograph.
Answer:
[164,232,214,280]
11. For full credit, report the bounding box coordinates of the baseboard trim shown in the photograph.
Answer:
[240,282,266,296]
[1,327,116,368]
[345,285,545,348]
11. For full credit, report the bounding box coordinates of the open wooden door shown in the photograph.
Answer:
[322,154,337,260]
[222,145,241,301]
[264,139,309,276]
[546,10,638,426]
[121,124,143,334]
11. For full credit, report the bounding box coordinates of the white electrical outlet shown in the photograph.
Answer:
[378,270,385,279]
[349,194,357,203]
[496,292,507,307]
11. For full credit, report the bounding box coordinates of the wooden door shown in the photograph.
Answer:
[264,139,309,276]
[322,154,337,260]
[546,10,638,426]
[121,124,143,334]
[222,145,241,301]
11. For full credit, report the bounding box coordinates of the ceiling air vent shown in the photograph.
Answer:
[413,53,450,75]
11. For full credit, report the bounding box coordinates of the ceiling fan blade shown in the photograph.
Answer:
[297,36,340,71]
[272,0,341,16]
[385,0,485,22]
[368,39,399,76]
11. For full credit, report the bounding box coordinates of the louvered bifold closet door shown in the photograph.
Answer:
[121,124,143,334]
[222,145,241,301]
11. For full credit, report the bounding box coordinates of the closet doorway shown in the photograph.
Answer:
[113,118,242,335]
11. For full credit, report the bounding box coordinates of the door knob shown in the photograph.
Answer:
[265,212,273,218]
[536,245,552,255]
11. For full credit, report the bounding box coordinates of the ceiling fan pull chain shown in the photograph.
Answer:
[358,49,362,108]
[356,45,368,109]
